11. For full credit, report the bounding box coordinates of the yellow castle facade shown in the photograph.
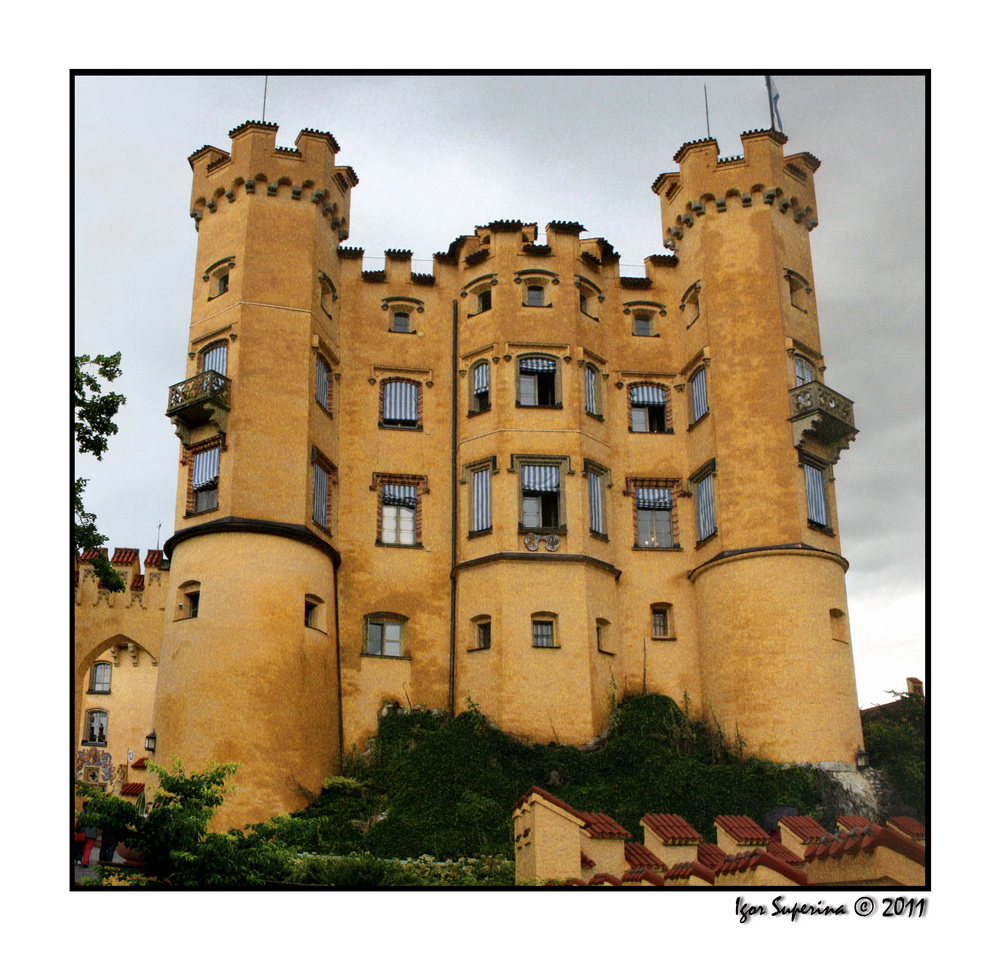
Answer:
[75,121,864,829]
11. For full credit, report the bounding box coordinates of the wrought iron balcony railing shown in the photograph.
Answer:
[788,381,857,462]
[166,370,231,441]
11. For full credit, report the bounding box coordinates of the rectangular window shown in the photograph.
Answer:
[651,607,669,639]
[382,484,417,544]
[803,462,830,528]
[392,311,410,333]
[630,385,668,433]
[518,357,557,407]
[192,446,220,513]
[313,461,331,528]
[532,620,555,648]
[472,467,491,532]
[477,289,492,312]
[472,362,490,413]
[477,621,492,649]
[186,590,200,619]
[633,314,652,336]
[368,620,402,657]
[521,464,561,529]
[636,488,673,547]
[588,469,606,535]
[695,472,717,542]
[585,366,599,416]
[526,285,545,307]
[90,663,111,694]
[85,710,108,745]
[382,381,419,427]
[690,368,709,423]
[316,356,331,409]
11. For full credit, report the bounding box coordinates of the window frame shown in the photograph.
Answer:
[203,256,235,302]
[681,281,701,328]
[469,360,491,415]
[793,354,817,387]
[800,454,833,533]
[88,661,112,695]
[531,613,559,649]
[632,312,654,337]
[83,709,108,746]
[689,366,709,425]
[515,456,569,533]
[364,613,408,658]
[596,617,613,655]
[584,363,603,418]
[628,383,672,434]
[465,458,495,536]
[470,615,492,651]
[627,478,681,550]
[198,340,229,376]
[391,310,411,333]
[373,473,427,548]
[516,354,561,409]
[379,378,422,430]
[690,460,718,545]
[311,447,336,531]
[586,460,611,538]
[185,439,223,517]
[650,603,675,641]
[315,353,334,411]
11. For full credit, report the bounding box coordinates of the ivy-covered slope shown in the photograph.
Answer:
[263,695,820,860]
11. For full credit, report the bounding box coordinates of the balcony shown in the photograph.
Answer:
[166,370,231,444]
[788,381,857,463]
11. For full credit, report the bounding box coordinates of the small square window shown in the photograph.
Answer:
[629,385,669,433]
[367,619,403,657]
[478,289,492,313]
[518,357,558,407]
[532,620,555,648]
[633,314,653,336]
[392,311,410,333]
[526,285,545,307]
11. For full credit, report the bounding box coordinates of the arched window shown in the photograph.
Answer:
[175,580,201,620]
[88,662,111,694]
[199,341,228,376]
[83,710,108,746]
[794,355,816,387]
[470,360,491,414]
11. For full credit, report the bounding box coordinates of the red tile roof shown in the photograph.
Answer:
[621,869,664,886]
[79,548,108,560]
[715,815,770,844]
[131,757,147,769]
[887,816,926,840]
[804,823,925,867]
[766,840,806,865]
[111,547,139,565]
[697,842,727,870]
[715,850,808,886]
[778,815,827,843]
[836,815,870,831]
[120,782,144,796]
[624,842,666,869]
[144,549,163,569]
[641,813,703,844]
[589,873,623,886]
[130,574,145,591]
[581,852,595,868]
[513,786,585,824]
[580,812,632,840]
[663,861,716,884]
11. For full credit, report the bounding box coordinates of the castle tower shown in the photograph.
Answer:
[154,122,357,827]
[651,129,863,763]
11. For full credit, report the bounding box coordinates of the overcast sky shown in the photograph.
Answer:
[73,73,924,711]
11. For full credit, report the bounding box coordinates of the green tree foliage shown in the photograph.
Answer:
[265,695,820,861]
[74,352,127,591]
[76,760,289,887]
[861,691,926,819]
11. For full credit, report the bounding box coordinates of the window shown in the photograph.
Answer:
[319,274,337,317]
[312,449,335,529]
[366,616,404,657]
[681,282,701,326]
[191,445,220,513]
[794,355,816,387]
[596,618,612,654]
[526,284,545,307]
[316,355,332,410]
[584,364,601,417]
[830,608,848,643]
[381,379,420,428]
[204,256,235,301]
[392,311,411,333]
[630,385,669,433]
[185,589,200,619]
[802,459,831,529]
[518,356,558,407]
[635,487,673,548]
[176,580,201,620]
[83,710,108,746]
[786,270,812,311]
[689,367,709,424]
[692,462,717,543]
[587,464,609,536]
[305,595,325,630]
[532,617,556,648]
[580,291,590,314]
[520,463,561,530]
[651,604,673,641]
[633,312,653,337]
[216,271,229,296]
[381,484,417,545]
[89,662,111,694]
[470,361,491,414]
[477,288,492,313]
[471,465,491,533]
[305,599,318,628]
[472,617,492,650]
[200,341,228,376]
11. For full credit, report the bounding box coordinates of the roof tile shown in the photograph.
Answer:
[715,815,770,844]
[641,813,703,844]
[779,815,827,843]
[887,816,926,839]
[111,548,139,565]
[580,811,632,840]
[589,873,623,886]
[144,550,163,569]
[697,842,726,870]
[624,842,666,869]
[120,782,144,796]
[621,869,664,886]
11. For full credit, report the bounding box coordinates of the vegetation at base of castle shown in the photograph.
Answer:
[861,690,925,820]
[74,352,127,592]
[285,853,515,887]
[76,760,288,887]
[259,694,820,862]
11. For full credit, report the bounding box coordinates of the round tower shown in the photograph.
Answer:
[154,122,356,828]
[652,129,863,764]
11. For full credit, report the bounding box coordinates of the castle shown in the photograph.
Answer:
[75,120,864,829]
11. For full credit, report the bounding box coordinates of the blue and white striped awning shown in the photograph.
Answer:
[585,366,598,414]
[192,447,220,490]
[473,468,491,531]
[521,465,560,492]
[519,356,557,372]
[635,487,672,509]
[690,368,708,420]
[803,463,828,527]
[383,484,417,509]
[383,380,418,422]
[630,384,666,405]
[473,362,490,394]
[201,343,228,376]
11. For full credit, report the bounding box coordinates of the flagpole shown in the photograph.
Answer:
[765,75,776,131]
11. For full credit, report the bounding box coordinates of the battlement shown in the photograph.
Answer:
[76,546,169,607]
[188,122,357,239]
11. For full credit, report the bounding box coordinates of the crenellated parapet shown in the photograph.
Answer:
[187,121,358,239]
[75,546,169,611]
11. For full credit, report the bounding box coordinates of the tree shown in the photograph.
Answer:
[74,352,126,591]
[76,760,289,887]
[861,690,925,820]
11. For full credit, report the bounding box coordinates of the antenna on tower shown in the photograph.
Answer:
[262,75,268,123]
[704,83,711,139]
